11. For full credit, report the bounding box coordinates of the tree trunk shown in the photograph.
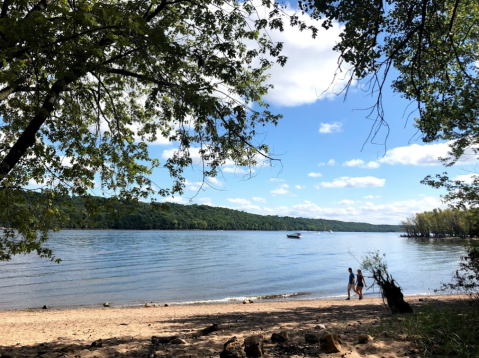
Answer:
[374,270,414,314]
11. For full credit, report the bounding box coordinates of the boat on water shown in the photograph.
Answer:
[287,233,302,239]
[329,230,333,233]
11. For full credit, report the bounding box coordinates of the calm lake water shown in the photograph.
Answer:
[0,230,470,310]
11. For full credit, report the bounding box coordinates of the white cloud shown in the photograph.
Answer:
[59,156,74,167]
[252,197,267,203]
[260,7,346,107]
[343,159,363,167]
[271,188,289,195]
[318,159,336,166]
[199,197,213,205]
[180,177,222,192]
[184,179,204,191]
[227,198,261,211]
[270,178,285,182]
[161,148,177,161]
[160,196,189,204]
[271,183,291,195]
[185,178,223,191]
[364,195,381,199]
[127,123,171,145]
[295,185,305,189]
[27,174,99,191]
[339,199,355,205]
[228,198,251,205]
[308,172,323,178]
[379,143,446,166]
[321,176,385,188]
[161,148,258,175]
[378,142,478,166]
[343,159,380,169]
[319,122,342,134]
[207,177,222,186]
[223,197,445,225]
[161,147,214,166]
[454,174,478,184]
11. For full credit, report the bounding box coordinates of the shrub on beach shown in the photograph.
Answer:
[362,251,414,314]
[372,246,479,357]
[373,304,479,358]
[442,245,479,300]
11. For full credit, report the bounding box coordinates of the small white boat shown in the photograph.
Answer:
[329,230,333,233]
[287,233,302,239]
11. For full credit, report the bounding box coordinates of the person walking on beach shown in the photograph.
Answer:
[356,269,367,300]
[346,267,356,300]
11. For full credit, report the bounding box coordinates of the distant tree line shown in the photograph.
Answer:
[69,198,403,232]
[401,208,479,238]
[0,193,402,232]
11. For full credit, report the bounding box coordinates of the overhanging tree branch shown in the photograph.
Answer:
[106,68,173,87]
[0,0,10,18]
[0,68,85,178]
[0,85,36,101]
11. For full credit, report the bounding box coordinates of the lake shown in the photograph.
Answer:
[0,230,469,310]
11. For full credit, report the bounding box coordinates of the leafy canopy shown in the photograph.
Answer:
[301,0,479,206]
[304,0,479,149]
[0,0,317,261]
[401,207,479,238]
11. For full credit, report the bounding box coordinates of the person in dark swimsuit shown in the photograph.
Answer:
[346,267,357,300]
[356,269,367,300]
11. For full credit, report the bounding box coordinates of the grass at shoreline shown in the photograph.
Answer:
[373,298,479,357]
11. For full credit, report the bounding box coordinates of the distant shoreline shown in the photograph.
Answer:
[1,227,404,232]
[1,195,403,231]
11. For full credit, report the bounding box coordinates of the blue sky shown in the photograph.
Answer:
[145,4,479,226]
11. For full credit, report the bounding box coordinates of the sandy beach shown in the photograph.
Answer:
[0,294,466,358]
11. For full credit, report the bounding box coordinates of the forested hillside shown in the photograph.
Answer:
[48,196,402,232]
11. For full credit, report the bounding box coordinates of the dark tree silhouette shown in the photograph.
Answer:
[363,251,414,314]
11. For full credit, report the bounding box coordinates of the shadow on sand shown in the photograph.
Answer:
[0,296,466,358]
